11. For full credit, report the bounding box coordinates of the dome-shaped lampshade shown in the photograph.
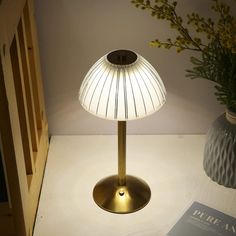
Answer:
[79,50,166,121]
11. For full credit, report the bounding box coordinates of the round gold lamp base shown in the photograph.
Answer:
[93,175,151,214]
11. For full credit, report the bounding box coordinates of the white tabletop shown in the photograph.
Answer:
[33,135,236,236]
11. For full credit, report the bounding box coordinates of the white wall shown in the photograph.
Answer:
[34,0,228,135]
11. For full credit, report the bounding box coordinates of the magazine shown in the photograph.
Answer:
[167,202,236,236]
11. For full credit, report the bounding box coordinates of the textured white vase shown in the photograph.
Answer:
[203,110,236,188]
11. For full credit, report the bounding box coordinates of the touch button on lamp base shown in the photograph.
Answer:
[93,175,151,214]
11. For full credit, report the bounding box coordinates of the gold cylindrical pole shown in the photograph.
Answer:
[93,120,151,213]
[118,121,126,186]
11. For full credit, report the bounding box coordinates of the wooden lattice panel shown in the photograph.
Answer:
[0,0,49,235]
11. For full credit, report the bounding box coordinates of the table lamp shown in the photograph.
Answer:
[79,49,166,213]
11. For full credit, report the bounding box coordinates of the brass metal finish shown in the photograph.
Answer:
[93,121,151,214]
[93,175,151,214]
[118,121,126,186]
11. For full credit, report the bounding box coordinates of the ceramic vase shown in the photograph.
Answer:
[203,109,236,188]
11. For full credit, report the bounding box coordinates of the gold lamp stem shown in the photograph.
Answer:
[93,120,151,213]
[118,121,126,186]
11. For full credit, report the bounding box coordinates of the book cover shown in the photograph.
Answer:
[167,202,236,236]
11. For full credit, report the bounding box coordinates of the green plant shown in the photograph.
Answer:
[131,0,236,111]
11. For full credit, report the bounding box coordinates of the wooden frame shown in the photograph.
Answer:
[0,0,49,235]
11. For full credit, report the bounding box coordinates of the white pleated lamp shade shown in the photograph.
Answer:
[79,50,166,121]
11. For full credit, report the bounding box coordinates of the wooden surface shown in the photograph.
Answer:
[34,135,236,236]
[0,0,49,235]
